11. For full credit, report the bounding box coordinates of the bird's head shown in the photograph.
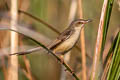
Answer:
[70,19,92,29]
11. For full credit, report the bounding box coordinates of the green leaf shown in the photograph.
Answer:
[107,31,120,80]
[101,0,115,58]
[104,31,120,67]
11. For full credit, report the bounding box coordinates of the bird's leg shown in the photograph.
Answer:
[54,53,64,63]
[59,55,64,64]
[58,54,74,73]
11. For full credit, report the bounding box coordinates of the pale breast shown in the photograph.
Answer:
[53,27,81,54]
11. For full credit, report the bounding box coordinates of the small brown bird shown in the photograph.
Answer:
[12,19,91,55]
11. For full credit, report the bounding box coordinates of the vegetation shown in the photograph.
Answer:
[0,0,119,80]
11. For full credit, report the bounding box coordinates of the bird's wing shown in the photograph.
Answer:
[49,28,74,50]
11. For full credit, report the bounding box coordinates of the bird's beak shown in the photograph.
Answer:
[83,19,92,24]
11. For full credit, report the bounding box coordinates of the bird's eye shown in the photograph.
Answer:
[75,22,81,27]
[77,22,81,24]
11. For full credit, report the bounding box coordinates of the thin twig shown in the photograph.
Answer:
[78,0,87,80]
[18,10,60,34]
[19,37,33,80]
[22,68,33,80]
[23,56,33,80]
[18,2,33,80]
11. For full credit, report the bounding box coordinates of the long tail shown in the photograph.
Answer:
[10,47,42,55]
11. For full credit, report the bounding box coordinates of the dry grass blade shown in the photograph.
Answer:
[19,37,33,80]
[19,2,33,79]
[78,0,87,80]
[91,0,108,79]
[8,0,19,80]
[101,53,112,80]
[23,56,33,80]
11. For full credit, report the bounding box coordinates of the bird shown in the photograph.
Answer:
[11,19,91,56]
